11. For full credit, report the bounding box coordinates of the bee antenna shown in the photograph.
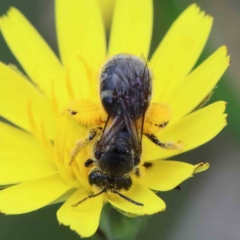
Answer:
[72,188,106,207]
[111,190,144,206]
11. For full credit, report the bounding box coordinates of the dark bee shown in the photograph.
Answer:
[89,54,151,204]
[71,54,176,207]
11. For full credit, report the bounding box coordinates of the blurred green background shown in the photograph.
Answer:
[0,0,239,239]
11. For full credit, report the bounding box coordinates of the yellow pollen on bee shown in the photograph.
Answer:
[64,99,106,127]
[144,102,172,134]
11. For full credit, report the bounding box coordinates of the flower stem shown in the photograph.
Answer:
[98,204,150,240]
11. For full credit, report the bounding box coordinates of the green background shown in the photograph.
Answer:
[0,0,239,239]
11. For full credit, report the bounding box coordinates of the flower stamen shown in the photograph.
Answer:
[27,99,53,158]
[65,67,76,100]
[50,79,60,116]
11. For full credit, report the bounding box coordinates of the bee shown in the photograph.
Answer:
[70,54,178,207]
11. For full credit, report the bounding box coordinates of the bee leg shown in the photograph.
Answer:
[134,157,141,176]
[144,133,182,149]
[134,157,140,166]
[69,127,102,165]
[84,159,95,167]
[135,167,141,177]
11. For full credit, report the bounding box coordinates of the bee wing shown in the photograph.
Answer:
[98,99,144,158]
[114,61,150,157]
[118,97,144,157]
[96,111,125,152]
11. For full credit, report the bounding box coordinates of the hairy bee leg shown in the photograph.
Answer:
[144,133,182,149]
[69,127,102,165]
[135,167,140,177]
[134,157,140,166]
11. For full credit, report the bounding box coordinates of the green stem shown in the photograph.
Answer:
[98,204,150,240]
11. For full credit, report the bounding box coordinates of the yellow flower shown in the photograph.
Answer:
[0,1,229,238]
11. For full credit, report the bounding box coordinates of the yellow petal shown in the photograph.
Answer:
[108,0,153,58]
[55,0,106,70]
[0,174,72,214]
[57,188,104,238]
[0,122,48,161]
[0,8,69,108]
[0,121,56,185]
[54,115,92,190]
[0,63,55,138]
[151,4,213,101]
[140,160,205,191]
[194,162,210,173]
[66,57,91,100]
[142,101,227,160]
[164,46,230,122]
[0,157,57,185]
[107,182,165,215]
